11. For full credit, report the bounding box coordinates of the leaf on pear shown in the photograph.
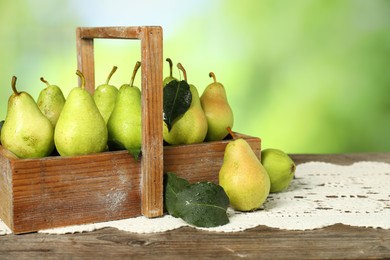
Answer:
[163,172,190,217]
[175,181,230,228]
[127,146,141,161]
[163,80,192,131]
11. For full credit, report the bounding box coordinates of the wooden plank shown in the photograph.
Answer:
[77,26,142,40]
[9,151,142,234]
[139,26,163,218]
[1,223,389,259]
[0,148,13,230]
[76,28,95,93]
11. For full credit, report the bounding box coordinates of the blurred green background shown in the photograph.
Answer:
[1,0,389,153]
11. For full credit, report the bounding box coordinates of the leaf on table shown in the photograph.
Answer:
[163,172,190,217]
[175,181,230,228]
[163,80,192,131]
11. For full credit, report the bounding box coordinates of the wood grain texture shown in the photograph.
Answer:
[78,26,142,40]
[76,28,94,94]
[1,154,389,260]
[6,151,142,234]
[139,26,163,218]
[0,148,12,228]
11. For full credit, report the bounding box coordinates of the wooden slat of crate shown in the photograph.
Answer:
[0,148,141,233]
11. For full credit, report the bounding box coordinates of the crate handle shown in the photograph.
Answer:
[76,26,163,218]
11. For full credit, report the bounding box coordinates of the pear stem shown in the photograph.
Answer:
[11,76,20,95]
[105,66,118,85]
[226,127,235,139]
[177,63,187,82]
[40,77,50,87]
[129,61,141,87]
[209,72,217,83]
[76,70,86,89]
[166,58,173,77]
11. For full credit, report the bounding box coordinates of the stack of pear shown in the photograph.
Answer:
[200,72,234,141]
[54,70,107,156]
[107,61,142,156]
[37,77,65,127]
[219,130,270,211]
[163,63,208,145]
[93,66,119,124]
[1,76,54,158]
[163,58,178,87]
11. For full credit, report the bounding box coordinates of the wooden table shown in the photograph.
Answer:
[1,153,389,259]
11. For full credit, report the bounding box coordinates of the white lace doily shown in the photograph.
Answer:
[1,161,389,235]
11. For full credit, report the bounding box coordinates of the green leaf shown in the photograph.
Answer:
[163,80,192,131]
[107,140,141,161]
[127,146,141,161]
[163,173,190,217]
[176,181,230,228]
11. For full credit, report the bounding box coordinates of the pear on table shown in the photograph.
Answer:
[1,76,54,158]
[107,61,142,158]
[93,66,119,124]
[200,72,234,141]
[54,70,107,156]
[219,129,270,211]
[37,77,65,127]
[163,62,208,145]
[261,148,296,193]
[163,58,178,87]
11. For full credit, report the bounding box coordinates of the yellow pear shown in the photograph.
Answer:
[200,72,233,141]
[1,76,54,158]
[93,66,119,124]
[261,148,296,193]
[37,77,65,127]
[163,63,208,145]
[107,61,142,156]
[219,135,270,211]
[54,70,107,156]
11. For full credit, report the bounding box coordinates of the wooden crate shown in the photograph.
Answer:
[0,26,261,234]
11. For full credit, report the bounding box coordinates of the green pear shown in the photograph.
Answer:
[163,63,208,145]
[163,58,178,87]
[261,148,296,193]
[107,61,142,156]
[93,66,119,124]
[37,77,66,127]
[1,76,54,158]
[200,72,233,141]
[54,70,107,156]
[219,136,270,211]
